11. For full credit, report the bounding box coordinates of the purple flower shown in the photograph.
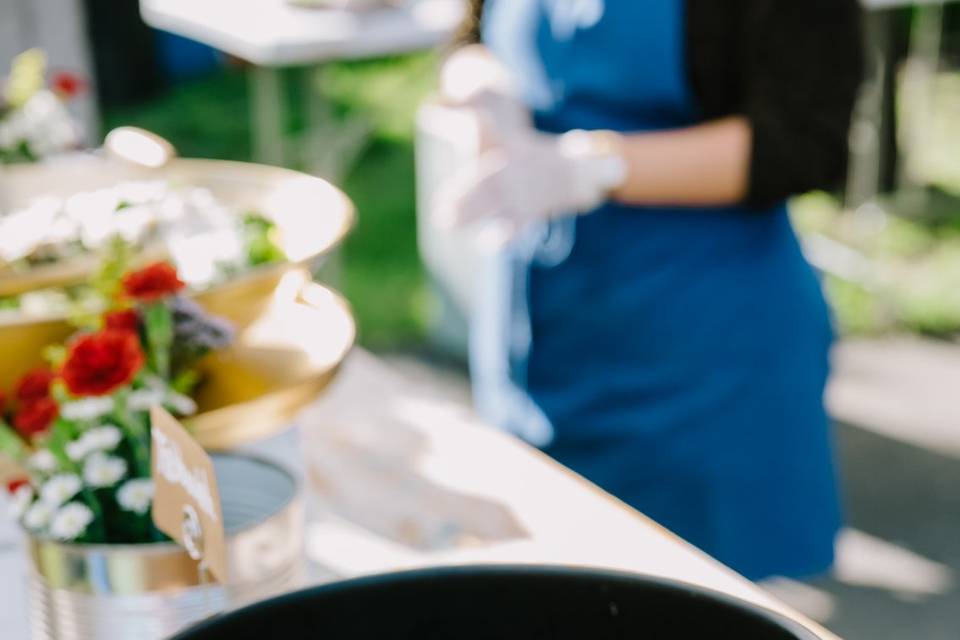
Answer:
[169,295,234,373]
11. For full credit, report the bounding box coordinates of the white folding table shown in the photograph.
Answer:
[140,0,466,173]
[0,349,841,639]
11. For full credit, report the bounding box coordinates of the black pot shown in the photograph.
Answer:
[173,565,823,639]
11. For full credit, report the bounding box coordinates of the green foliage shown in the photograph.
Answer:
[45,418,78,470]
[61,237,134,329]
[90,237,132,301]
[144,303,174,379]
[792,193,960,337]
[170,369,201,396]
[0,296,20,311]
[43,344,67,369]
[889,241,960,336]
[824,278,888,336]
[0,422,28,463]
[0,140,38,165]
[242,212,285,267]
[4,49,46,108]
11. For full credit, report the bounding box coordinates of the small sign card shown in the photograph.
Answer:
[150,407,227,583]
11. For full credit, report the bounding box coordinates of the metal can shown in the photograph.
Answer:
[26,454,304,640]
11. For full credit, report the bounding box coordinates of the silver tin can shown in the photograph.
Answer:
[26,454,304,640]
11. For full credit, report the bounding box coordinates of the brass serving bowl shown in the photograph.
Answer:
[0,278,354,485]
[188,277,355,449]
[0,152,355,299]
[0,152,356,390]
[0,267,298,391]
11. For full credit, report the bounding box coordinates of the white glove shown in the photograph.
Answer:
[436,126,628,236]
[438,45,531,144]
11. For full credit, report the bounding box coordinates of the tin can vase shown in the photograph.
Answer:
[25,454,304,640]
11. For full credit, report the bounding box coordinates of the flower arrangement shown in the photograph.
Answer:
[0,49,84,164]
[0,254,234,544]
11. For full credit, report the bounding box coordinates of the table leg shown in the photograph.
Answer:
[847,6,944,207]
[295,65,348,287]
[299,64,332,175]
[250,66,286,166]
[846,10,890,208]
[299,65,372,182]
[897,3,945,192]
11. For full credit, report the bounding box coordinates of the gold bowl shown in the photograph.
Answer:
[0,267,303,391]
[0,277,354,484]
[188,276,355,449]
[0,153,356,390]
[0,153,355,299]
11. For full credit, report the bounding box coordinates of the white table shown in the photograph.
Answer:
[0,349,840,639]
[297,351,842,639]
[141,0,465,172]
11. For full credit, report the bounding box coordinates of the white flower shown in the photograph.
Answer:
[29,450,58,474]
[60,397,115,422]
[49,503,94,541]
[66,426,125,462]
[8,485,33,520]
[22,501,53,531]
[82,426,123,452]
[130,377,197,416]
[116,479,154,515]
[39,474,82,507]
[66,439,91,462]
[82,453,127,488]
[127,388,165,412]
[166,392,197,417]
[0,197,59,263]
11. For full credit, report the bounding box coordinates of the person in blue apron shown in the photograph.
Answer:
[436,0,863,580]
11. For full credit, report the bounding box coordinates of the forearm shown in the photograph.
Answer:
[610,116,752,207]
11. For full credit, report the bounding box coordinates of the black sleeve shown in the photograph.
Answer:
[739,0,865,209]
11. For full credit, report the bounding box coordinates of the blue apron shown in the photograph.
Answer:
[477,0,842,580]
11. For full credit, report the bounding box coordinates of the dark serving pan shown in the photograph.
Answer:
[172,565,824,639]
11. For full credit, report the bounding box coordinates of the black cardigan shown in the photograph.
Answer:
[458,0,865,209]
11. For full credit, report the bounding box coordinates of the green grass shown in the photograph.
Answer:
[102,54,439,349]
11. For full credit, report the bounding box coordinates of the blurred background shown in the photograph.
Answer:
[3,0,960,637]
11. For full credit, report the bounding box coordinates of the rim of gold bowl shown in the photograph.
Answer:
[0,155,356,298]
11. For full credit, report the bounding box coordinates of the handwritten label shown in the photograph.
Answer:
[150,407,227,583]
[154,429,218,522]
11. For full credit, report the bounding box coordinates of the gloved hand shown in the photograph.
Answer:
[434,45,627,238]
[438,45,531,144]
[436,125,628,236]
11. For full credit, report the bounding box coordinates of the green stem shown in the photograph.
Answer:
[144,302,173,380]
[0,422,28,464]
[112,391,151,479]
[80,487,107,542]
[46,418,80,472]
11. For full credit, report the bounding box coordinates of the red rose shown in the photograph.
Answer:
[0,389,6,415]
[14,398,58,437]
[6,478,29,494]
[14,368,55,403]
[51,72,85,99]
[122,262,185,303]
[104,309,140,333]
[61,329,145,397]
